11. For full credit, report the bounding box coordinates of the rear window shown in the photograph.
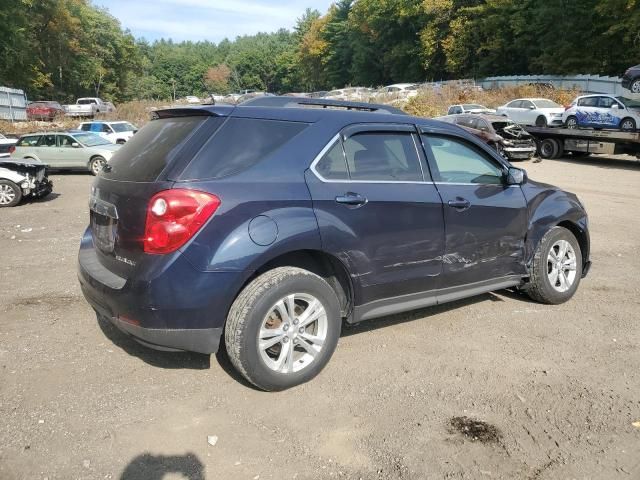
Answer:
[102,116,211,181]
[180,118,307,180]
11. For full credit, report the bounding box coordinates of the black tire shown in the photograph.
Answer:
[89,156,106,175]
[0,179,22,207]
[620,117,636,132]
[535,115,548,127]
[565,116,578,129]
[538,138,560,159]
[526,226,582,305]
[225,267,341,391]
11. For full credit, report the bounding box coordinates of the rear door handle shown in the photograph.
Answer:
[335,192,367,207]
[447,198,471,210]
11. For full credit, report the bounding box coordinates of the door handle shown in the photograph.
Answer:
[335,192,367,207]
[447,198,471,210]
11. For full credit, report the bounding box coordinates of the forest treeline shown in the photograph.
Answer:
[1,0,638,102]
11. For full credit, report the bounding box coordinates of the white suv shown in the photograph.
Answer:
[78,121,138,144]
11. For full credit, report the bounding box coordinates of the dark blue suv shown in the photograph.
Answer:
[78,97,591,391]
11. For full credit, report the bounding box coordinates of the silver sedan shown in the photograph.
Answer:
[12,131,121,175]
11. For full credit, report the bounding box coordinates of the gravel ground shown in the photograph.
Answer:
[1,154,639,480]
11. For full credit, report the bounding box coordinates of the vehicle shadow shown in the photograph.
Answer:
[549,154,640,171]
[120,452,204,480]
[96,314,210,370]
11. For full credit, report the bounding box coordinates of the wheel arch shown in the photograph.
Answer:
[241,249,354,319]
[556,220,589,269]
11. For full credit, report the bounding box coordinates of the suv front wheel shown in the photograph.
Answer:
[225,267,341,391]
[526,226,582,304]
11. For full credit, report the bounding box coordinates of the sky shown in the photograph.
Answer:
[96,0,334,43]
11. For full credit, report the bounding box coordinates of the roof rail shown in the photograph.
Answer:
[239,96,407,115]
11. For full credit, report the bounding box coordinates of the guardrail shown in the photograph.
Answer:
[0,86,28,121]
[479,75,630,96]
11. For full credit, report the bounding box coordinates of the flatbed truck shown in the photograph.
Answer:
[524,127,640,159]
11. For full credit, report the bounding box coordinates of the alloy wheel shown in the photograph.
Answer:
[0,184,17,205]
[258,293,328,374]
[547,240,577,293]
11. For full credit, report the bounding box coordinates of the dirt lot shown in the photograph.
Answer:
[1,154,639,480]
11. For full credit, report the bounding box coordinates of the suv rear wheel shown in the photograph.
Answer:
[526,226,582,304]
[225,267,341,391]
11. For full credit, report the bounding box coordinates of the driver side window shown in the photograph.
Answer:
[422,135,504,185]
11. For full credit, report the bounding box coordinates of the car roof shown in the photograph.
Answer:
[387,83,416,88]
[79,120,129,124]
[576,93,613,98]
[20,130,86,136]
[154,97,460,132]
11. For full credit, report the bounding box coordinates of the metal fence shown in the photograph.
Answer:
[0,86,28,121]
[479,75,630,96]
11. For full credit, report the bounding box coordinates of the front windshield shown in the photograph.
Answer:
[616,97,640,108]
[533,99,561,108]
[111,122,136,132]
[74,132,112,147]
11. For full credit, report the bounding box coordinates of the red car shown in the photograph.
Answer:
[26,101,64,121]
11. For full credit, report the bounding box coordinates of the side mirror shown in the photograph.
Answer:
[611,104,619,110]
[506,167,526,185]
[528,105,535,110]
[71,142,80,148]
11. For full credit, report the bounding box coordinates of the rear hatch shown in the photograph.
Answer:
[89,110,226,278]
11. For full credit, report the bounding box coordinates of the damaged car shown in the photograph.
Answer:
[0,159,53,207]
[438,114,537,160]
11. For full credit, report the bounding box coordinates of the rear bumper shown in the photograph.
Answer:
[78,228,242,354]
[98,310,222,353]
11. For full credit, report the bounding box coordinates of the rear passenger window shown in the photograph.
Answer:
[80,124,91,131]
[181,118,307,179]
[343,132,422,182]
[315,141,348,180]
[578,97,598,107]
[17,136,41,146]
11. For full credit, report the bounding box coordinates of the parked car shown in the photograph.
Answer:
[26,101,65,121]
[496,98,565,127]
[309,91,329,98]
[13,131,120,175]
[447,104,496,115]
[65,98,115,118]
[0,133,17,157]
[563,94,640,132]
[77,96,591,391]
[438,114,536,160]
[184,96,201,104]
[375,83,419,100]
[621,65,640,94]
[78,121,138,144]
[0,158,52,207]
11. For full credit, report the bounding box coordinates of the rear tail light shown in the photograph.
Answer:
[143,189,220,254]
[8,146,15,154]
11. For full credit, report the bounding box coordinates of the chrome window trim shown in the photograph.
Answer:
[310,131,431,185]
